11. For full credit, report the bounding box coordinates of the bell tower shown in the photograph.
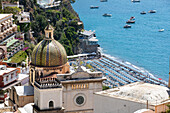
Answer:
[33,78,64,113]
[44,23,54,39]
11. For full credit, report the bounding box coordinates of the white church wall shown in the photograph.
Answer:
[63,81,103,112]
[94,94,147,113]
[34,87,63,110]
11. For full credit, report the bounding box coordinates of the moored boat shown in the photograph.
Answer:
[126,20,135,24]
[130,16,135,20]
[124,24,131,28]
[159,29,164,32]
[131,0,140,2]
[148,10,156,13]
[103,13,112,17]
[100,0,107,2]
[90,6,99,9]
[140,11,146,14]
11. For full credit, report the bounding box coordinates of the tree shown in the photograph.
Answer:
[102,86,110,90]
[166,105,170,113]
[1,6,21,15]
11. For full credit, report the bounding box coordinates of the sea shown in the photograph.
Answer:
[72,0,170,81]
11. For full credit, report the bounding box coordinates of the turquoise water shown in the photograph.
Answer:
[72,0,170,81]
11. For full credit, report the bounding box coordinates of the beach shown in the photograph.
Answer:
[72,0,170,81]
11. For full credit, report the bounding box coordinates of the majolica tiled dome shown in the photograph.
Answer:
[31,38,67,67]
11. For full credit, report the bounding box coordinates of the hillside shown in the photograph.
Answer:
[0,0,83,56]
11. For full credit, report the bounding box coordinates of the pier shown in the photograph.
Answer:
[86,55,167,87]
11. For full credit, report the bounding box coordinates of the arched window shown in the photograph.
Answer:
[49,32,51,38]
[36,71,39,79]
[49,101,54,108]
[31,70,33,82]
[40,71,43,78]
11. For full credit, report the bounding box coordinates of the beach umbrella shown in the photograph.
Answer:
[158,78,162,80]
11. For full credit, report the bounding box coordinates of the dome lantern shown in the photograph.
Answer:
[44,23,54,39]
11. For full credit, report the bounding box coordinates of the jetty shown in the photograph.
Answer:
[86,55,167,87]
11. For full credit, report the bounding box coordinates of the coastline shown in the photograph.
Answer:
[71,0,170,82]
[98,47,168,85]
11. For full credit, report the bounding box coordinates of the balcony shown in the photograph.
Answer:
[0,32,15,43]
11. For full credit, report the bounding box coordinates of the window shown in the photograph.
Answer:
[49,101,54,108]
[49,32,51,38]
[6,76,8,81]
[11,73,13,79]
[76,96,84,105]
[31,70,33,82]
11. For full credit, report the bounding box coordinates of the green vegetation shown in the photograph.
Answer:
[24,41,36,56]
[0,6,21,15]
[10,51,27,63]
[86,64,93,69]
[18,0,82,56]
[0,0,83,59]
[102,85,110,90]
[165,104,170,113]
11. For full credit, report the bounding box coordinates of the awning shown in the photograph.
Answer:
[2,23,5,25]
[5,21,8,24]
[8,20,11,23]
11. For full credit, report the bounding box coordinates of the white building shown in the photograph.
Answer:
[0,14,24,59]
[16,12,30,23]
[79,30,99,54]
[94,82,170,113]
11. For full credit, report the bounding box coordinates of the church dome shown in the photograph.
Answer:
[31,38,67,67]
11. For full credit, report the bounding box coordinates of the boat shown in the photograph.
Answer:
[124,24,131,28]
[140,11,146,14]
[159,29,164,32]
[148,10,156,13]
[90,6,99,9]
[131,0,140,2]
[100,0,107,2]
[126,20,135,24]
[103,13,112,17]
[130,16,135,20]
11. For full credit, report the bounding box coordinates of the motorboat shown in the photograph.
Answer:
[159,29,164,32]
[130,16,135,20]
[100,0,107,2]
[90,6,99,9]
[140,11,146,14]
[148,10,156,13]
[131,0,140,2]
[124,24,131,28]
[126,20,135,23]
[103,13,112,17]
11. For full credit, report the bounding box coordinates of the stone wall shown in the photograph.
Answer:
[0,107,12,113]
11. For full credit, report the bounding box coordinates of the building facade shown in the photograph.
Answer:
[94,82,170,113]
[79,30,99,54]
[0,14,24,59]
[25,24,105,113]
[0,65,18,102]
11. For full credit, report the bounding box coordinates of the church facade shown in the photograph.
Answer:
[25,24,105,113]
